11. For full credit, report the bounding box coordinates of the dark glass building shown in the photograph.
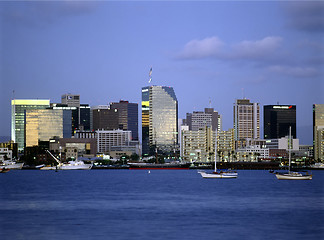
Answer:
[110,100,138,141]
[92,106,119,131]
[264,105,296,139]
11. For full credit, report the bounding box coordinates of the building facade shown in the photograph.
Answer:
[264,105,296,139]
[181,126,215,163]
[313,104,324,161]
[233,99,260,141]
[185,108,221,132]
[11,99,50,151]
[25,109,67,148]
[96,129,132,154]
[110,100,139,141]
[92,105,119,131]
[142,86,178,156]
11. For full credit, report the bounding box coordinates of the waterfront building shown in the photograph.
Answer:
[92,105,119,131]
[49,137,97,159]
[142,86,178,156]
[0,148,13,161]
[25,109,67,148]
[96,129,132,154]
[233,99,260,141]
[61,94,90,133]
[264,105,296,139]
[236,145,269,160]
[110,100,139,141]
[265,137,299,151]
[11,99,50,151]
[185,108,221,131]
[313,104,324,161]
[217,128,235,162]
[181,126,215,163]
[0,141,18,159]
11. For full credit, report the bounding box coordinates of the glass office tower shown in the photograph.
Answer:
[142,86,178,156]
[25,109,64,148]
[110,100,138,141]
[264,105,296,139]
[11,99,50,151]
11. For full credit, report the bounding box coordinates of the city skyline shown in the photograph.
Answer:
[1,1,323,145]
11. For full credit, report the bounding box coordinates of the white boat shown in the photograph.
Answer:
[275,127,312,180]
[199,129,238,179]
[40,150,92,170]
[40,160,93,170]
[309,162,324,169]
[0,160,24,170]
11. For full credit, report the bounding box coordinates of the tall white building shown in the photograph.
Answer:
[233,99,260,141]
[313,104,324,161]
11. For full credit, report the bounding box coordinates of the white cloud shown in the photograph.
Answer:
[177,36,283,61]
[231,36,283,59]
[177,37,224,59]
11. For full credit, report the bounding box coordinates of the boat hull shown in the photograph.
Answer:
[199,171,238,179]
[40,162,93,170]
[275,173,312,180]
[128,162,190,169]
[0,162,24,169]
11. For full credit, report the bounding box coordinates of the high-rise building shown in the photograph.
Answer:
[61,94,90,133]
[25,109,66,148]
[181,126,215,163]
[142,86,178,155]
[264,105,296,139]
[11,99,50,151]
[96,129,132,154]
[185,108,221,132]
[233,99,260,141]
[61,94,80,107]
[92,105,119,131]
[110,100,138,141]
[313,104,324,161]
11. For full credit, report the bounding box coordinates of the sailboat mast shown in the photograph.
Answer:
[215,128,217,172]
[288,126,291,173]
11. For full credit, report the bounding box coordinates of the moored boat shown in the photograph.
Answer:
[0,160,24,169]
[274,127,312,180]
[199,129,238,179]
[40,150,92,170]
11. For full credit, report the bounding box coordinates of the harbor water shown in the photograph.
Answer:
[1,170,323,240]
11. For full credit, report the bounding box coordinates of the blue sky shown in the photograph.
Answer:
[1,1,323,144]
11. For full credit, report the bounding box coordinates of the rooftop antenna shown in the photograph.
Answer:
[209,97,212,108]
[148,67,152,84]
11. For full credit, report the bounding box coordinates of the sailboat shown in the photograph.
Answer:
[199,129,238,179]
[275,127,312,180]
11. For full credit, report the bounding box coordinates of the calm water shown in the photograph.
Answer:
[1,170,323,240]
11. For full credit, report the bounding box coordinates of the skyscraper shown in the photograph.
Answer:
[92,105,119,131]
[110,100,138,141]
[264,105,296,139]
[313,104,324,161]
[233,99,260,141]
[61,94,90,133]
[185,108,221,131]
[25,109,65,148]
[11,99,50,151]
[142,86,178,155]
